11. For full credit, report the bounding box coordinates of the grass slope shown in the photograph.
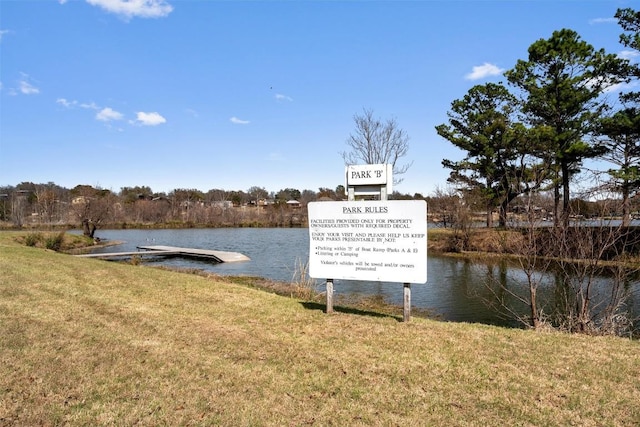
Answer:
[1,233,639,426]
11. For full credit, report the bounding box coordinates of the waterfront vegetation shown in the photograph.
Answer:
[1,231,639,425]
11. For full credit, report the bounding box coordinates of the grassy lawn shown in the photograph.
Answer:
[1,231,639,426]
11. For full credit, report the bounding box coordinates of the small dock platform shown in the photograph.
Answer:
[76,245,250,263]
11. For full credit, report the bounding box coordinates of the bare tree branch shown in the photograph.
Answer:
[341,108,413,185]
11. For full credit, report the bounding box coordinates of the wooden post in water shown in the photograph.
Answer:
[403,283,411,322]
[326,279,334,314]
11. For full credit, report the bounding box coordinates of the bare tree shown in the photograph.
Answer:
[34,182,67,226]
[428,185,461,229]
[480,197,553,329]
[299,189,317,205]
[247,186,269,203]
[481,203,638,336]
[427,185,478,252]
[70,185,113,238]
[341,108,412,185]
[542,219,637,335]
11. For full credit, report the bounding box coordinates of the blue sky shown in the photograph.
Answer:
[1,0,637,197]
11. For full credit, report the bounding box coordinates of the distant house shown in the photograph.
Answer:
[211,201,233,209]
[286,200,301,209]
[71,196,89,205]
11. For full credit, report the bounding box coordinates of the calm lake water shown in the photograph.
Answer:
[78,228,639,329]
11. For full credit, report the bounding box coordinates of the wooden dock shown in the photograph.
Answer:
[76,245,250,263]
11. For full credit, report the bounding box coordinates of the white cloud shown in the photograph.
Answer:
[96,107,124,122]
[18,74,39,95]
[81,101,100,110]
[465,63,504,80]
[275,93,293,102]
[619,50,639,61]
[601,80,639,95]
[57,97,101,110]
[134,111,166,126]
[56,98,70,107]
[0,29,11,42]
[58,99,167,128]
[56,98,76,108]
[586,74,637,94]
[86,0,173,19]
[19,81,39,94]
[230,116,250,125]
[589,17,616,25]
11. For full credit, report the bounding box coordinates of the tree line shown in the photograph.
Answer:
[0,181,437,235]
[436,8,640,228]
[0,183,338,235]
[1,178,633,237]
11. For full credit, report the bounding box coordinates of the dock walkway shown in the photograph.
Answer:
[76,245,250,263]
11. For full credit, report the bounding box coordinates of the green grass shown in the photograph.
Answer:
[1,231,639,426]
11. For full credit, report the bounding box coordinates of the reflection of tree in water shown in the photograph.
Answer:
[474,224,639,337]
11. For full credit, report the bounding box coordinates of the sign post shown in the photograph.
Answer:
[308,164,427,321]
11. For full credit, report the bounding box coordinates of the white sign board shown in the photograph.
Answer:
[308,200,427,283]
[346,164,392,187]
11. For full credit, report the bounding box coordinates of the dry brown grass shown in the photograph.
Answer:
[1,231,639,426]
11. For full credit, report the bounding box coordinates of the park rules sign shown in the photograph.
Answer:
[308,200,427,283]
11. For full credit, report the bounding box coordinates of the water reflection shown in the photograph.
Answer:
[79,228,639,330]
[463,259,639,334]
